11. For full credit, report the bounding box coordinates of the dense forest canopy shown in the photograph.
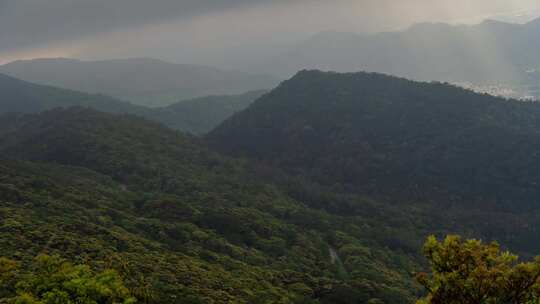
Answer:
[0,108,430,303]
[1,69,540,303]
[210,70,540,254]
[4,1,540,303]
[210,70,540,206]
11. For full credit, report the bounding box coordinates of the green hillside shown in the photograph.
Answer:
[0,108,427,303]
[209,70,540,255]
[4,70,540,303]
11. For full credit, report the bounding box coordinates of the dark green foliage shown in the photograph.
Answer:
[0,108,422,303]
[209,70,540,255]
[4,70,540,303]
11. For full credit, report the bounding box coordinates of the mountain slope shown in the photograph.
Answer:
[209,70,540,207]
[209,70,540,253]
[0,57,279,107]
[149,90,266,134]
[0,73,148,115]
[0,73,262,134]
[0,108,427,304]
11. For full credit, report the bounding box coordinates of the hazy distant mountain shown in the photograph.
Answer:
[149,90,266,134]
[0,73,263,134]
[0,57,279,107]
[262,18,540,87]
[0,73,148,115]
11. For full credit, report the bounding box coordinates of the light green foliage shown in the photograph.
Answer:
[417,235,540,304]
[1,254,135,304]
[0,257,18,298]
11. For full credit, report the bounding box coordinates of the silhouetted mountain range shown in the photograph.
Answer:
[0,57,279,107]
[262,18,540,89]
[0,73,262,134]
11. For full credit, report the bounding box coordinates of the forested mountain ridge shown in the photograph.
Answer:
[0,57,279,107]
[209,70,540,203]
[209,70,540,254]
[0,107,427,303]
[3,71,540,303]
[0,73,261,134]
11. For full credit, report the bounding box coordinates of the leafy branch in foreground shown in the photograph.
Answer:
[0,254,136,304]
[416,235,540,304]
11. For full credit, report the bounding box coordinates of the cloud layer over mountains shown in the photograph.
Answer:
[1,0,539,67]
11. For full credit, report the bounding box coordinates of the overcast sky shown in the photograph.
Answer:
[1,0,540,68]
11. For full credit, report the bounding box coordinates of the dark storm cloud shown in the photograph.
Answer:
[0,0,293,53]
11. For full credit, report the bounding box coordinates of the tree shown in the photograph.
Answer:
[0,257,19,298]
[0,254,136,304]
[416,235,540,304]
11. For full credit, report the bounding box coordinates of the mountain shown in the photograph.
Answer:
[0,73,262,134]
[0,72,148,115]
[261,18,540,90]
[209,70,540,254]
[0,57,279,107]
[149,90,267,134]
[4,73,540,303]
[0,107,430,304]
